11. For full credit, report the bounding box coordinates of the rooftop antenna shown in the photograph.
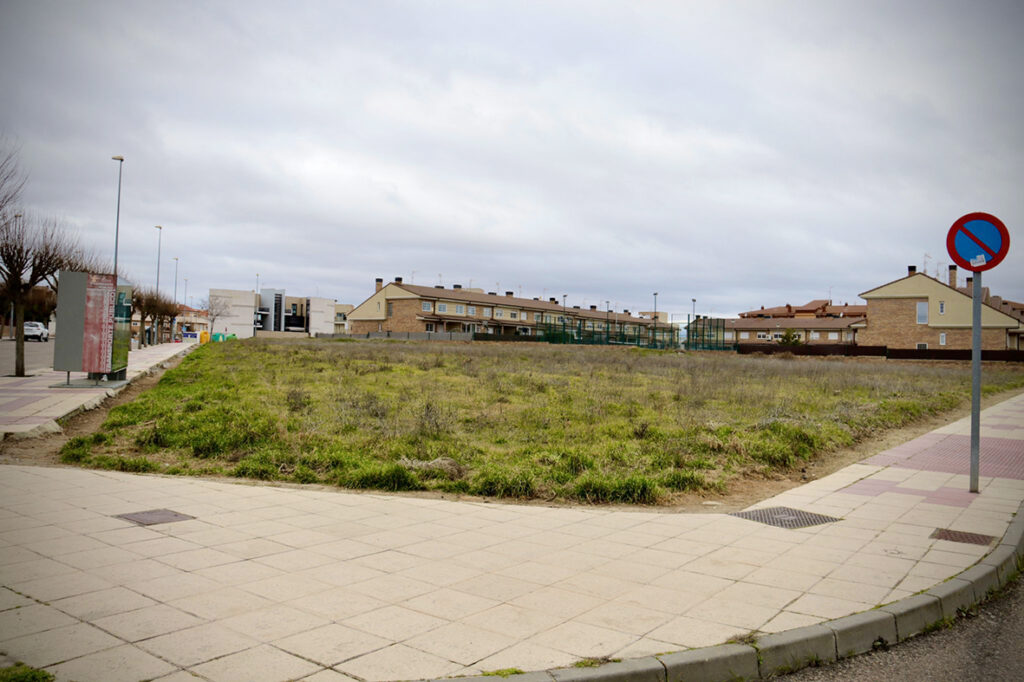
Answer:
[438,273,443,286]
[518,285,522,297]
[923,253,932,275]
[411,270,416,284]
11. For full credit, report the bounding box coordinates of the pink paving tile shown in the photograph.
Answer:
[840,479,975,508]
[865,435,1024,480]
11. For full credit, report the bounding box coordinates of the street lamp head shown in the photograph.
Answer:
[111,155,124,162]
[155,225,162,230]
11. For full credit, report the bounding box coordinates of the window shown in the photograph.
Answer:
[916,301,928,324]
[756,332,769,340]
[810,331,820,340]
[468,306,475,315]
[483,307,491,317]
[534,312,541,321]
[495,310,504,318]
[917,343,928,350]
[425,323,435,332]
[545,315,553,323]
[939,301,946,315]
[437,303,447,313]
[456,304,465,314]
[387,302,393,317]
[828,331,839,340]
[509,311,517,320]
[291,304,297,314]
[772,332,784,340]
[939,333,947,346]
[724,331,734,340]
[421,301,432,312]
[740,332,750,340]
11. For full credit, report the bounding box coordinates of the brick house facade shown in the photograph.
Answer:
[857,267,1020,350]
[347,277,663,340]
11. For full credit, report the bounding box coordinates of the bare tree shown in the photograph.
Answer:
[0,138,26,217]
[201,295,233,334]
[0,212,81,375]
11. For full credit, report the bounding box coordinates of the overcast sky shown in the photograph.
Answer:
[1,0,1021,318]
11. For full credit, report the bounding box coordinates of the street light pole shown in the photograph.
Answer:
[173,257,179,303]
[154,226,163,294]
[606,300,610,343]
[111,156,124,281]
[653,292,658,347]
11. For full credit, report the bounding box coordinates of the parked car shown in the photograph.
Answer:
[23,321,49,342]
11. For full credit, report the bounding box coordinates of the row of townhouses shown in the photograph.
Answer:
[202,264,1023,351]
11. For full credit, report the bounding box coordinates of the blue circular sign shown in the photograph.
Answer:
[946,212,1009,272]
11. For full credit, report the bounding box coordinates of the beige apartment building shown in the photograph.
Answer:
[348,277,661,339]
[856,266,1022,350]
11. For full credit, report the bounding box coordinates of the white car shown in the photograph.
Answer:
[24,321,49,342]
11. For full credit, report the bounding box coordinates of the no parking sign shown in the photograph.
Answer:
[947,212,1010,493]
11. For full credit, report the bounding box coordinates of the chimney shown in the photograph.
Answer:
[573,305,580,309]
[590,305,597,311]
[394,276,403,284]
[488,291,497,296]
[434,285,444,289]
[453,284,462,289]
[948,264,957,288]
[908,265,917,275]
[966,276,973,295]
[375,278,383,293]
[623,309,630,315]
[505,291,514,297]
[549,297,557,303]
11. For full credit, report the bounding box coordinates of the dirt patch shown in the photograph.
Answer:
[0,353,188,466]
[2,359,1020,512]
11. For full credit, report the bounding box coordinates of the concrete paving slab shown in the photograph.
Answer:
[0,382,1022,681]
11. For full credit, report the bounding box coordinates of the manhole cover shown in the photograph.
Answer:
[730,506,842,529]
[114,509,195,526]
[930,528,996,546]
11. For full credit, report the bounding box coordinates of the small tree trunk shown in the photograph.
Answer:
[14,301,25,377]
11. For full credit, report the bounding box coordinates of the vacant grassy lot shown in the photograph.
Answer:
[62,339,1024,503]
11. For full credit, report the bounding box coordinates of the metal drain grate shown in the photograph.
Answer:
[115,509,195,526]
[730,506,842,529]
[930,528,997,546]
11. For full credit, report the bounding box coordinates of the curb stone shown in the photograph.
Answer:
[756,624,837,677]
[957,563,1001,602]
[980,545,1019,586]
[924,578,975,620]
[658,644,759,682]
[550,657,664,682]
[879,594,943,641]
[826,610,896,659]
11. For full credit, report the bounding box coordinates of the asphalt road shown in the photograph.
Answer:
[783,573,1024,681]
[0,337,54,375]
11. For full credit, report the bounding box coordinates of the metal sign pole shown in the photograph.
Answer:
[970,269,982,493]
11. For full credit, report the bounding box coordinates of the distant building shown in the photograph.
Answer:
[856,266,1022,350]
[208,288,345,339]
[347,277,667,342]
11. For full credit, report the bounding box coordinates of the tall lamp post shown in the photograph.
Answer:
[606,300,610,343]
[173,257,179,303]
[111,156,124,280]
[154,226,163,294]
[153,226,162,344]
[653,292,658,348]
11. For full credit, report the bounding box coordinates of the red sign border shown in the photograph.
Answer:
[946,212,1009,273]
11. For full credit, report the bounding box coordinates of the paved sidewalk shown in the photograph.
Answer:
[0,393,1021,681]
[0,342,197,440]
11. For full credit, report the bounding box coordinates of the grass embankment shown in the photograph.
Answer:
[61,339,1024,504]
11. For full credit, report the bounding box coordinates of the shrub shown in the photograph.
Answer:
[91,455,159,473]
[59,436,93,463]
[662,470,707,491]
[342,462,423,491]
[231,454,279,480]
[471,468,536,498]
